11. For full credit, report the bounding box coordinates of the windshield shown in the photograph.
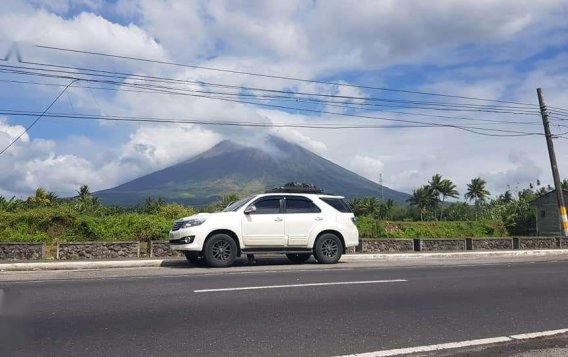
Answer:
[222,196,254,212]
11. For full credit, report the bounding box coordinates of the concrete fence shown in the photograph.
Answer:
[1,237,568,260]
[0,242,45,260]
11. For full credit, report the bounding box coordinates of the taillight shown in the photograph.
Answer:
[351,217,357,225]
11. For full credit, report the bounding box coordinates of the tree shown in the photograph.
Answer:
[349,197,366,216]
[362,197,380,218]
[75,185,100,211]
[216,193,240,211]
[77,185,92,203]
[438,179,459,220]
[141,197,166,214]
[464,177,490,220]
[407,186,436,221]
[26,188,55,206]
[428,174,443,214]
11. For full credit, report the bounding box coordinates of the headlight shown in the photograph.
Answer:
[183,218,206,228]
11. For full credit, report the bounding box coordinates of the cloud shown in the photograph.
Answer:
[0,3,166,62]
[1,0,568,200]
[348,155,385,183]
[0,117,221,197]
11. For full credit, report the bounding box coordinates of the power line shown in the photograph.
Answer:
[0,62,542,115]
[34,44,544,108]
[0,63,545,125]
[0,68,546,135]
[0,110,544,137]
[0,79,77,156]
[0,76,547,128]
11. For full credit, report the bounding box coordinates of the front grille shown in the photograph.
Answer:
[171,221,185,231]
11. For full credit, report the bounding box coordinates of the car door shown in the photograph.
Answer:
[283,196,323,246]
[242,196,286,246]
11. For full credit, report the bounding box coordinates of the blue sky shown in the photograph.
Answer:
[1,0,568,198]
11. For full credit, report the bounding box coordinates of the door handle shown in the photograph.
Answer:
[274,217,283,222]
[315,217,323,221]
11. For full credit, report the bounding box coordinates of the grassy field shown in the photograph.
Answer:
[0,203,508,245]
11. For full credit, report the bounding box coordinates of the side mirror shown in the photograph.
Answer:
[244,205,256,214]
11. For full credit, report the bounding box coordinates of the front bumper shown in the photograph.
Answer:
[168,226,208,251]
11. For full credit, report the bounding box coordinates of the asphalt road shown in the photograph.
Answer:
[2,258,568,356]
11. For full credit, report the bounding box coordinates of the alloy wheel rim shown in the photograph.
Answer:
[321,239,338,257]
[212,240,232,261]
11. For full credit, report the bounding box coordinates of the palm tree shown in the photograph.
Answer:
[407,186,436,221]
[362,197,380,217]
[428,174,443,196]
[216,193,241,211]
[27,188,51,206]
[464,177,490,220]
[349,197,365,216]
[438,179,459,220]
[381,199,395,220]
[77,185,92,203]
[46,191,58,204]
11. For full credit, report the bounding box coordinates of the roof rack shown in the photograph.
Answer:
[266,182,325,194]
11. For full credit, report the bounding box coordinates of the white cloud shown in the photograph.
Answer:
[0,4,166,63]
[0,117,221,197]
[1,0,568,200]
[348,155,385,183]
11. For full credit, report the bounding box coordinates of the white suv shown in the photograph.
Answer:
[169,193,359,267]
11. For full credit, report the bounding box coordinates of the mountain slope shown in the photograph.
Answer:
[95,136,409,206]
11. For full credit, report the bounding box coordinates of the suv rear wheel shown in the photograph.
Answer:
[203,234,238,268]
[313,233,343,264]
[286,253,311,264]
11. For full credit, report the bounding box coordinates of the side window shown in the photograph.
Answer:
[251,198,281,214]
[285,198,321,213]
[320,198,352,213]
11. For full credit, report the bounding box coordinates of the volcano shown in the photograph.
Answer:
[95,135,408,206]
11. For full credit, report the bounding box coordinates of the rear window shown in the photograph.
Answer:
[320,197,352,213]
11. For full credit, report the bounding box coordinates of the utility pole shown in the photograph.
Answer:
[379,173,384,202]
[537,88,568,237]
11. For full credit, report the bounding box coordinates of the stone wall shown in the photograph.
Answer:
[420,239,465,251]
[517,238,558,250]
[0,243,44,260]
[361,239,414,253]
[471,238,513,250]
[558,238,568,248]
[151,241,184,258]
[57,242,140,260]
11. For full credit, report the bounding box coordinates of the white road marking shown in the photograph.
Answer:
[337,328,568,357]
[193,279,407,293]
[510,328,568,340]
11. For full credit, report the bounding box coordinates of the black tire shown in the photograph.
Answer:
[286,253,311,264]
[184,251,206,266]
[203,234,238,268]
[313,233,343,264]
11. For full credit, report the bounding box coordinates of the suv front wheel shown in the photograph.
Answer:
[203,234,238,267]
[313,233,343,264]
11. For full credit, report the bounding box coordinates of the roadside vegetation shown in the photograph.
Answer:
[0,175,563,244]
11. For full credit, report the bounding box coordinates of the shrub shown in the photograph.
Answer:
[356,217,507,239]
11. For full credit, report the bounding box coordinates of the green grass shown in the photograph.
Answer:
[0,204,195,244]
[356,217,507,239]
[0,205,507,244]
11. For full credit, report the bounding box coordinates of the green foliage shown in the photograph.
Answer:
[349,197,395,219]
[356,217,507,239]
[215,193,241,211]
[407,185,437,221]
[0,191,196,243]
